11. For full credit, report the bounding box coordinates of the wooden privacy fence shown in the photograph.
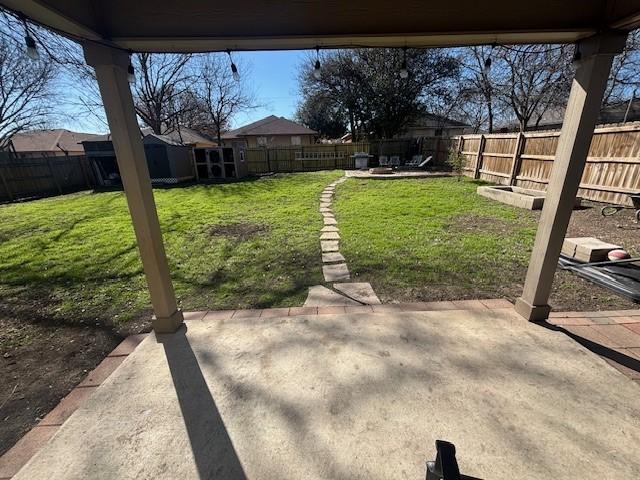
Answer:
[244,137,454,174]
[0,153,97,202]
[458,123,640,206]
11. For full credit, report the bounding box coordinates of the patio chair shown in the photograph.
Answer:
[378,155,389,166]
[405,155,423,167]
[418,155,433,168]
[390,155,400,167]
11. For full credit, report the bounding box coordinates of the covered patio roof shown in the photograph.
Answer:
[5,0,640,51]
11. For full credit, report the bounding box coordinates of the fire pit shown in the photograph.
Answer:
[369,167,394,174]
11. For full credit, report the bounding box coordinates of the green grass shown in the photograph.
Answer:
[0,171,343,328]
[333,177,539,302]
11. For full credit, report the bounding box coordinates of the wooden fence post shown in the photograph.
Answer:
[474,135,485,179]
[0,163,12,201]
[509,132,525,185]
[47,157,63,194]
[266,147,271,172]
[78,156,92,189]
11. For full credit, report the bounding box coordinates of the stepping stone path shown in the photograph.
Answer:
[303,175,383,307]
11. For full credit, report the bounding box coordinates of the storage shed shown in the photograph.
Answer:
[82,129,209,186]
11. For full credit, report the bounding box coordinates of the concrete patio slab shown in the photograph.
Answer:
[321,251,345,263]
[322,263,350,281]
[303,285,360,306]
[13,309,640,480]
[334,282,381,305]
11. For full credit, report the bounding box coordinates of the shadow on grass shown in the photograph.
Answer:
[158,325,247,480]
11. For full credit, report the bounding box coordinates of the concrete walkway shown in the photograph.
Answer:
[12,306,640,479]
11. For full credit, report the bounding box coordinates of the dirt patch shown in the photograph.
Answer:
[565,202,640,256]
[206,222,270,242]
[0,317,122,456]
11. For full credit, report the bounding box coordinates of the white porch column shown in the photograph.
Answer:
[515,32,627,321]
[83,44,183,333]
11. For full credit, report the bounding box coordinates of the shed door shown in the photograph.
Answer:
[145,144,171,178]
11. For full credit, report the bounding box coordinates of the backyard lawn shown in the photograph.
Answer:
[333,176,640,310]
[0,171,341,333]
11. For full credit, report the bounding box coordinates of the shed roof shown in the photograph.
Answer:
[222,116,317,139]
[10,129,100,153]
[86,127,214,146]
[5,1,640,52]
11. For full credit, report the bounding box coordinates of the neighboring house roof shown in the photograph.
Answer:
[86,126,215,146]
[10,129,101,153]
[408,113,470,129]
[221,115,317,139]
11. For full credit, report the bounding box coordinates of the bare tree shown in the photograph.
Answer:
[496,45,573,131]
[603,29,640,105]
[0,36,56,148]
[458,46,502,133]
[132,53,194,134]
[189,54,258,144]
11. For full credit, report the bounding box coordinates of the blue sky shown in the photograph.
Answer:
[232,50,308,128]
[61,50,310,134]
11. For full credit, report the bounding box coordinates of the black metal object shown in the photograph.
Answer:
[558,254,640,302]
[426,440,482,480]
[600,194,640,222]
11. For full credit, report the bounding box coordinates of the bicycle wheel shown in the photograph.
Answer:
[635,209,640,223]
[601,205,620,216]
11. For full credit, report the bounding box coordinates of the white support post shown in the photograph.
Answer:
[83,44,183,333]
[515,32,627,321]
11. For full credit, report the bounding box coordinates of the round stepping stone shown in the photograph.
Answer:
[324,217,338,225]
[321,212,335,218]
[321,226,339,232]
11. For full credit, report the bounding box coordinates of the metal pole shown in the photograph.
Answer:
[623,89,637,123]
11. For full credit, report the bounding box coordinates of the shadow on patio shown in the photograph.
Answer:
[158,326,247,480]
